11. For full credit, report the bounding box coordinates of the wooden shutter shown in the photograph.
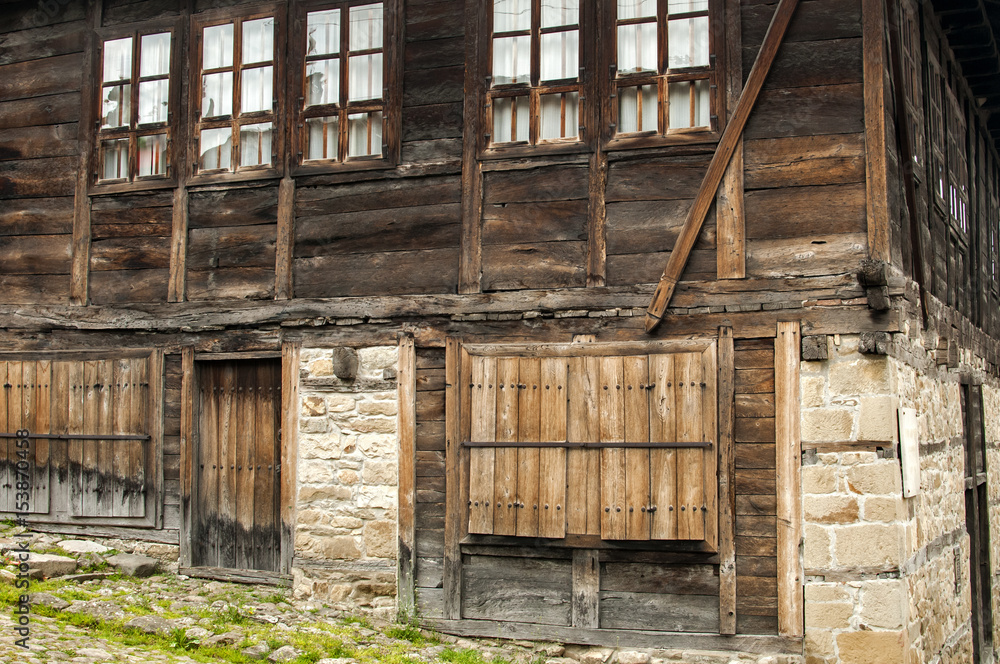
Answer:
[465,344,717,546]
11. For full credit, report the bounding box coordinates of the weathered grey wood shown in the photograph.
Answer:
[599,592,720,632]
[571,549,599,629]
[462,555,572,626]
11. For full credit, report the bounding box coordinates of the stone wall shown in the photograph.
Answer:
[985,383,1000,656]
[800,335,973,664]
[291,346,400,621]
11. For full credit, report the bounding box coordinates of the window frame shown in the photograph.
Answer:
[290,0,402,175]
[188,3,287,186]
[90,19,182,194]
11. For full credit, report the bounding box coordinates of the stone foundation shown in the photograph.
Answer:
[292,345,399,620]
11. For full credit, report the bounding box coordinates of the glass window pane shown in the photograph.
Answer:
[202,72,233,117]
[668,79,709,128]
[494,0,530,32]
[492,95,529,143]
[101,138,129,180]
[137,133,167,177]
[239,122,273,166]
[139,32,171,77]
[306,58,340,106]
[618,84,657,133]
[199,127,232,171]
[668,16,709,68]
[243,17,274,65]
[348,53,382,101]
[138,80,169,124]
[241,65,273,113]
[668,0,708,13]
[305,116,339,161]
[540,91,579,140]
[347,111,383,157]
[307,9,340,56]
[349,3,383,51]
[617,0,656,20]
[101,83,131,128]
[203,24,234,69]
[493,35,530,85]
[103,37,132,83]
[540,30,579,81]
[617,23,656,73]
[541,0,579,28]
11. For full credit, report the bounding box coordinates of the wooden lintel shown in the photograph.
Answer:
[645,0,800,332]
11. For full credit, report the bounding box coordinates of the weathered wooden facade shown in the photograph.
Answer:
[3,0,1000,660]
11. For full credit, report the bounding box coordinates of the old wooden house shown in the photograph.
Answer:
[2,0,1000,661]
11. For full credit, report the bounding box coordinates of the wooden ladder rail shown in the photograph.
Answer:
[644,0,800,333]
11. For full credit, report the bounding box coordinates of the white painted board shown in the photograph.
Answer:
[899,407,919,498]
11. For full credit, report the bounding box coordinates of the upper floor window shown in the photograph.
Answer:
[613,0,713,137]
[97,30,173,183]
[488,0,582,145]
[299,1,386,162]
[194,11,279,174]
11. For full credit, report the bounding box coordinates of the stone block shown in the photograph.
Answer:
[299,459,335,484]
[804,629,835,659]
[802,408,854,443]
[359,346,398,371]
[359,401,398,416]
[362,459,398,485]
[805,584,850,603]
[338,469,359,486]
[298,485,351,502]
[302,396,327,417]
[350,417,396,434]
[804,495,859,524]
[357,433,395,456]
[802,465,838,494]
[836,630,905,664]
[27,553,77,578]
[804,601,853,629]
[298,535,361,560]
[829,357,891,396]
[846,463,902,495]
[308,358,334,377]
[327,394,357,413]
[106,553,159,577]
[57,540,110,554]
[863,497,905,523]
[126,615,172,636]
[834,524,901,568]
[859,580,904,629]
[300,417,329,434]
[802,376,826,408]
[858,397,896,442]
[804,524,832,568]
[364,520,396,559]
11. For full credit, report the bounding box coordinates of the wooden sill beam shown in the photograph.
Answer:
[645,0,800,333]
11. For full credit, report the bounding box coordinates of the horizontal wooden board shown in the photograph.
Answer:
[0,20,84,66]
[483,201,588,245]
[606,156,710,202]
[0,123,78,161]
[295,203,461,257]
[735,516,777,538]
[735,418,776,443]
[416,369,445,392]
[735,469,776,495]
[294,248,459,297]
[188,225,277,270]
[606,249,717,286]
[735,536,778,557]
[606,200,716,254]
[403,65,464,106]
[482,242,587,291]
[416,529,444,558]
[746,232,868,279]
[0,234,71,274]
[736,594,778,616]
[415,556,443,588]
[735,443,776,469]
[406,0,465,41]
[0,53,82,101]
[734,369,774,394]
[187,268,274,301]
[463,555,572,626]
[599,591,720,632]
[187,186,278,229]
[484,166,588,204]
[91,236,171,271]
[734,349,773,369]
[0,92,80,130]
[737,614,779,635]
[296,177,461,215]
[405,36,464,71]
[745,184,866,240]
[735,495,777,516]
[747,38,862,90]
[742,0,861,44]
[736,555,778,578]
[416,391,445,421]
[401,138,464,165]
[744,134,865,189]
[0,273,69,304]
[744,84,864,140]
[735,394,775,418]
[103,0,181,25]
[402,103,464,142]
[89,268,169,304]
[0,196,73,236]
[0,156,76,199]
[600,563,718,595]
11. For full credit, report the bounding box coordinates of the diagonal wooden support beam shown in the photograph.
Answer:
[644,0,800,333]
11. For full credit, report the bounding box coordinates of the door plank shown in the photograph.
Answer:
[49,361,70,516]
[623,356,650,540]
[0,363,10,512]
[538,357,567,538]
[515,358,540,537]
[96,360,114,517]
[219,364,237,569]
[127,357,147,517]
[469,356,496,535]
[67,361,85,517]
[567,356,600,535]
[599,356,626,540]
[30,360,51,514]
[677,353,705,540]
[236,364,256,571]
[198,366,220,567]
[111,358,130,516]
[649,354,677,539]
[493,357,519,536]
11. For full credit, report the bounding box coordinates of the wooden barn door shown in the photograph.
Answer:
[194,359,281,572]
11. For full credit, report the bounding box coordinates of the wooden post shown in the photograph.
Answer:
[863,0,891,263]
[717,327,736,634]
[148,350,165,529]
[645,0,799,332]
[572,548,600,628]
[775,322,803,637]
[280,341,301,575]
[168,186,189,303]
[717,0,745,280]
[443,337,463,618]
[275,176,295,300]
[179,348,195,567]
[458,1,486,294]
[397,335,417,619]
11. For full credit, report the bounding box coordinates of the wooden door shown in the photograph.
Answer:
[194,360,281,572]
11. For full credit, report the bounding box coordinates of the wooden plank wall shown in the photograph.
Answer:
[163,353,183,532]
[414,346,447,619]
[732,337,778,635]
[90,192,172,304]
[0,5,86,304]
